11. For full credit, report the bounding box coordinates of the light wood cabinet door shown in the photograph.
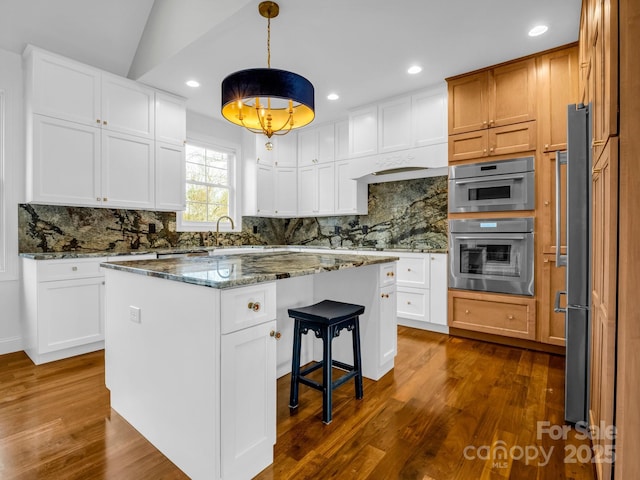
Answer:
[539,152,567,255]
[578,5,592,105]
[488,121,536,157]
[538,256,566,346]
[490,58,537,128]
[591,0,618,164]
[590,138,617,480]
[447,71,489,135]
[448,130,488,162]
[448,290,536,340]
[537,46,579,153]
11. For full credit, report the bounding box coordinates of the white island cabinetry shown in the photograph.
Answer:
[103,252,397,479]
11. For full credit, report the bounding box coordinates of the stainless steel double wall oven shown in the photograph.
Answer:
[449,157,535,296]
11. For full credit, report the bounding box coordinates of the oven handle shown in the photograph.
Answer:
[454,234,527,241]
[554,290,567,313]
[555,151,568,267]
[453,173,526,185]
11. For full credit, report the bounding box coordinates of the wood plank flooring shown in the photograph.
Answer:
[0,327,595,479]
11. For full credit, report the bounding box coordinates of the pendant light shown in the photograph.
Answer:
[221,1,315,145]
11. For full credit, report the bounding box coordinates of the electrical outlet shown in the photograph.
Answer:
[148,223,156,234]
[334,225,341,234]
[362,225,369,234]
[129,306,141,323]
[253,225,258,234]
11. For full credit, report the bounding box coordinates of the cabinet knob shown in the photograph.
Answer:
[545,144,550,149]
[407,268,411,272]
[96,197,101,201]
[482,120,488,126]
[103,120,107,125]
[483,149,487,154]
[103,197,108,202]
[431,257,436,260]
[96,119,101,124]
[489,119,494,126]
[248,301,261,312]
[465,309,470,314]
[270,330,281,339]
[72,266,78,271]
[544,200,550,206]
[507,315,514,320]
[407,301,411,305]
[489,147,494,153]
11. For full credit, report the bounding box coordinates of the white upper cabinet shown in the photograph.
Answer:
[412,87,447,147]
[255,136,274,166]
[378,96,412,153]
[298,123,335,166]
[256,164,276,215]
[29,48,101,126]
[274,167,297,216]
[349,105,378,158]
[297,162,335,216]
[273,134,297,167]
[348,84,448,159]
[155,92,187,146]
[335,160,367,215]
[334,120,349,160]
[101,74,155,139]
[24,46,186,211]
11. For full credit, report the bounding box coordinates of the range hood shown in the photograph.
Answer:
[349,142,448,183]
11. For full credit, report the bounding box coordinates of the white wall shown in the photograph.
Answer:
[0,47,24,354]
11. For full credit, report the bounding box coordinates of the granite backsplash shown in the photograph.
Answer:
[18,176,448,253]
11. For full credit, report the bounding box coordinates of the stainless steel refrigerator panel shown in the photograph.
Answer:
[565,306,589,425]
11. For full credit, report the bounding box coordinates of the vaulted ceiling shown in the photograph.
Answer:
[0,0,581,125]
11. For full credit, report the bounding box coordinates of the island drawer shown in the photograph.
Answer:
[397,287,429,322]
[221,282,277,334]
[37,257,107,281]
[379,262,397,287]
[396,256,429,288]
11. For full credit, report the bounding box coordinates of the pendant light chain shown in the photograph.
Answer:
[267,12,271,69]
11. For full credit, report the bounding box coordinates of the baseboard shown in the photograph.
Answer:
[398,318,449,334]
[0,336,23,355]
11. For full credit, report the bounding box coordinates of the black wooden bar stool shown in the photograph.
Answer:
[288,300,365,424]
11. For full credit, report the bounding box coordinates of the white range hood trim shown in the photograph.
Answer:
[349,142,448,183]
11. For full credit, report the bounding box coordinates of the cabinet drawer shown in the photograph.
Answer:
[448,291,536,340]
[397,287,429,322]
[396,256,428,288]
[37,257,107,281]
[379,262,397,287]
[221,283,277,334]
[488,121,536,156]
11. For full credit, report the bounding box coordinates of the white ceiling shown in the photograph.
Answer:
[0,0,581,126]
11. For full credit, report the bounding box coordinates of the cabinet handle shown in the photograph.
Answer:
[270,330,281,339]
[580,62,589,68]
[592,139,606,148]
[248,302,261,312]
[592,167,602,175]
[381,293,390,299]
[72,266,78,271]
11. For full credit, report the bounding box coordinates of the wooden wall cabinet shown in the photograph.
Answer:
[449,120,536,162]
[538,255,566,346]
[448,58,536,136]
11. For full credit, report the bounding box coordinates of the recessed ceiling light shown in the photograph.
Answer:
[528,25,548,37]
[186,80,200,88]
[327,93,340,101]
[407,65,422,75]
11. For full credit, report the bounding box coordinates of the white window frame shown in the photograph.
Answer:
[177,133,242,232]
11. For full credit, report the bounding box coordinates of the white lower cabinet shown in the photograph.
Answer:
[396,252,448,333]
[21,254,156,365]
[22,257,107,365]
[379,284,397,367]
[221,320,276,480]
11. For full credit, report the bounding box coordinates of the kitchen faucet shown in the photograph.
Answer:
[215,216,235,246]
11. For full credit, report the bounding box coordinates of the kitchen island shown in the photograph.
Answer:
[101,251,398,480]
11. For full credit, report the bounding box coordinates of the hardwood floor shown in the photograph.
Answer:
[0,327,595,479]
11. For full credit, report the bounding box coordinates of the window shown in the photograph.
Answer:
[177,137,240,232]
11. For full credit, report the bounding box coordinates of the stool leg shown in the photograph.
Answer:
[352,317,364,399]
[289,319,302,411]
[322,325,333,424]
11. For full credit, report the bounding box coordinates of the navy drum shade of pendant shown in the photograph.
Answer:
[221,1,314,140]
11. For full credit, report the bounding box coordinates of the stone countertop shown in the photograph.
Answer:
[100,251,400,289]
[19,245,446,260]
